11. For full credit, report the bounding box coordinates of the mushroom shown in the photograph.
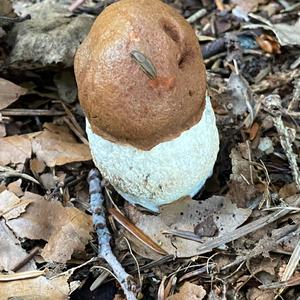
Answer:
[74,0,219,212]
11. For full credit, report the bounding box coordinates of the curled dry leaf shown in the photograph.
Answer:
[166,282,206,300]
[0,273,72,300]
[31,123,91,167]
[0,220,36,272]
[125,196,252,258]
[6,192,92,263]
[255,34,281,54]
[0,78,27,110]
[0,190,32,220]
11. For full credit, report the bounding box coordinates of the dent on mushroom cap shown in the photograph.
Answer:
[74,0,206,150]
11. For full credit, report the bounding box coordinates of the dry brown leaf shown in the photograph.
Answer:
[109,208,167,256]
[29,158,46,174]
[125,196,252,258]
[167,282,206,300]
[231,0,266,20]
[246,287,274,300]
[255,34,281,54]
[230,143,257,183]
[0,184,5,193]
[0,134,31,166]
[0,123,6,138]
[0,220,36,272]
[0,78,27,110]
[0,190,32,220]
[31,123,91,167]
[0,273,71,300]
[0,0,15,17]
[279,182,298,199]
[7,179,24,197]
[6,192,92,263]
[40,173,57,190]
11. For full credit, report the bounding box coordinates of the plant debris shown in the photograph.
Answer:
[1,0,300,299]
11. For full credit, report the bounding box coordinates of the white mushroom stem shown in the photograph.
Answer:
[87,96,219,212]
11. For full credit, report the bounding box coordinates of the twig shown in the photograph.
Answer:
[276,239,300,298]
[11,247,40,272]
[186,9,207,23]
[60,102,87,137]
[0,109,65,116]
[0,270,45,282]
[164,209,291,255]
[0,166,40,185]
[0,14,30,27]
[201,38,226,59]
[273,112,300,191]
[88,169,138,300]
[246,140,254,185]
[63,117,89,145]
[68,0,86,11]
[287,79,300,111]
[109,208,167,256]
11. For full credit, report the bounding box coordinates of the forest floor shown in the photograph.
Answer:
[0,0,300,299]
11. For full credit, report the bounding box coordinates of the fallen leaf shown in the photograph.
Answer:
[29,158,46,174]
[227,73,254,121]
[0,78,27,110]
[7,179,24,197]
[231,0,266,21]
[109,208,167,256]
[255,34,281,54]
[246,14,300,46]
[279,182,298,199]
[230,143,257,183]
[0,124,6,137]
[40,173,57,190]
[125,196,252,258]
[167,282,206,300]
[0,220,36,272]
[0,273,71,300]
[31,123,91,167]
[0,190,32,220]
[0,134,31,166]
[6,192,92,263]
[246,287,275,300]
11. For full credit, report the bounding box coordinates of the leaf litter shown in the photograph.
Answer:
[1,0,300,298]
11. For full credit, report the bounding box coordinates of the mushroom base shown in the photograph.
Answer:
[86,96,219,212]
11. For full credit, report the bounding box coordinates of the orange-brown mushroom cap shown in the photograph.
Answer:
[74,0,206,150]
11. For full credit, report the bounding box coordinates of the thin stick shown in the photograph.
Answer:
[186,9,207,23]
[0,109,65,116]
[63,117,89,145]
[68,0,86,11]
[88,169,137,300]
[11,247,40,272]
[164,209,291,254]
[273,113,300,191]
[277,239,300,298]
